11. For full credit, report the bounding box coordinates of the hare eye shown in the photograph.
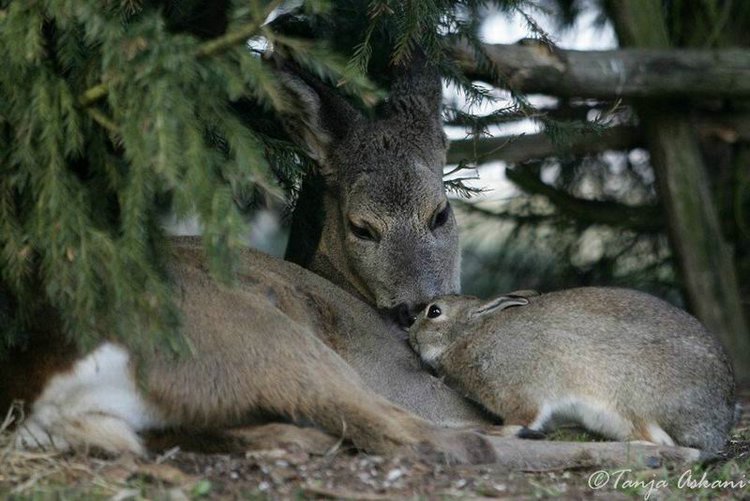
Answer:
[427,304,442,319]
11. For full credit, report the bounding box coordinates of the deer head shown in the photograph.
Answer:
[281,54,460,326]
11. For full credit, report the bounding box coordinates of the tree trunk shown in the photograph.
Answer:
[607,0,750,380]
[452,41,750,98]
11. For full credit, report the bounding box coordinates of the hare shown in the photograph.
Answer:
[408,287,736,451]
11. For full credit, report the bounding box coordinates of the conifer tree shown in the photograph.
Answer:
[0,0,379,357]
[0,0,512,357]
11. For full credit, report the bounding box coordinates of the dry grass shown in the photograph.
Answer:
[2,401,749,500]
[0,405,203,498]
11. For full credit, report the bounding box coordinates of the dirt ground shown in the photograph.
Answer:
[2,393,750,499]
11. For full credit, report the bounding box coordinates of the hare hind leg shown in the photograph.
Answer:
[487,401,546,439]
[522,397,641,442]
[630,421,676,446]
[520,397,677,447]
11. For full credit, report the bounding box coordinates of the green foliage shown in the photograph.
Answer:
[0,0,380,357]
[457,0,749,311]
[0,0,536,357]
[2,0,659,357]
[269,0,530,105]
[663,0,750,47]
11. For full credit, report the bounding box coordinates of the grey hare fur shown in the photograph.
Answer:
[409,287,736,452]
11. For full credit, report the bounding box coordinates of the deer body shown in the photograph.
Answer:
[4,55,494,460]
[11,239,492,460]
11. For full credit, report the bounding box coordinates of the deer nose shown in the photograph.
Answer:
[393,303,426,328]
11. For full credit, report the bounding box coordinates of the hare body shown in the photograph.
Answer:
[409,287,736,451]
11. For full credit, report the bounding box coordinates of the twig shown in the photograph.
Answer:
[0,401,20,432]
[86,108,120,135]
[77,0,284,108]
[302,484,393,500]
[325,419,347,458]
[155,446,180,464]
[79,83,110,107]
[10,468,60,494]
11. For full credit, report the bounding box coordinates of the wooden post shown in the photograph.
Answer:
[607,0,750,380]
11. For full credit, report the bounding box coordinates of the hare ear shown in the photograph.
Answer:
[469,296,530,319]
[276,63,363,175]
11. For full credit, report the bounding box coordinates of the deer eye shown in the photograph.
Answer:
[427,304,442,319]
[430,203,451,231]
[349,221,377,242]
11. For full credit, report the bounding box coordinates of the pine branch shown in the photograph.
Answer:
[78,0,284,108]
[195,12,277,58]
[447,112,750,166]
[86,108,120,135]
[79,83,109,107]
[453,199,558,225]
[505,166,664,232]
[448,126,642,165]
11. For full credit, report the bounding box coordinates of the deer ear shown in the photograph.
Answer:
[469,295,530,320]
[386,48,442,122]
[277,65,362,175]
[384,48,447,169]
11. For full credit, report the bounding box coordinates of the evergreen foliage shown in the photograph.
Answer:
[0,0,528,358]
[4,0,744,361]
[0,0,385,357]
[459,0,750,314]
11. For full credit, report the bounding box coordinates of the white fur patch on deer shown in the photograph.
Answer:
[15,342,162,454]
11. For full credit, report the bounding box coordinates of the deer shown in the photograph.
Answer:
[1,53,703,469]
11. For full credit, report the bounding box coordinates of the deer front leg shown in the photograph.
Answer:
[13,342,161,455]
[145,289,495,464]
[295,361,497,464]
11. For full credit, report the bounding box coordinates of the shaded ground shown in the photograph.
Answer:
[2,391,750,499]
